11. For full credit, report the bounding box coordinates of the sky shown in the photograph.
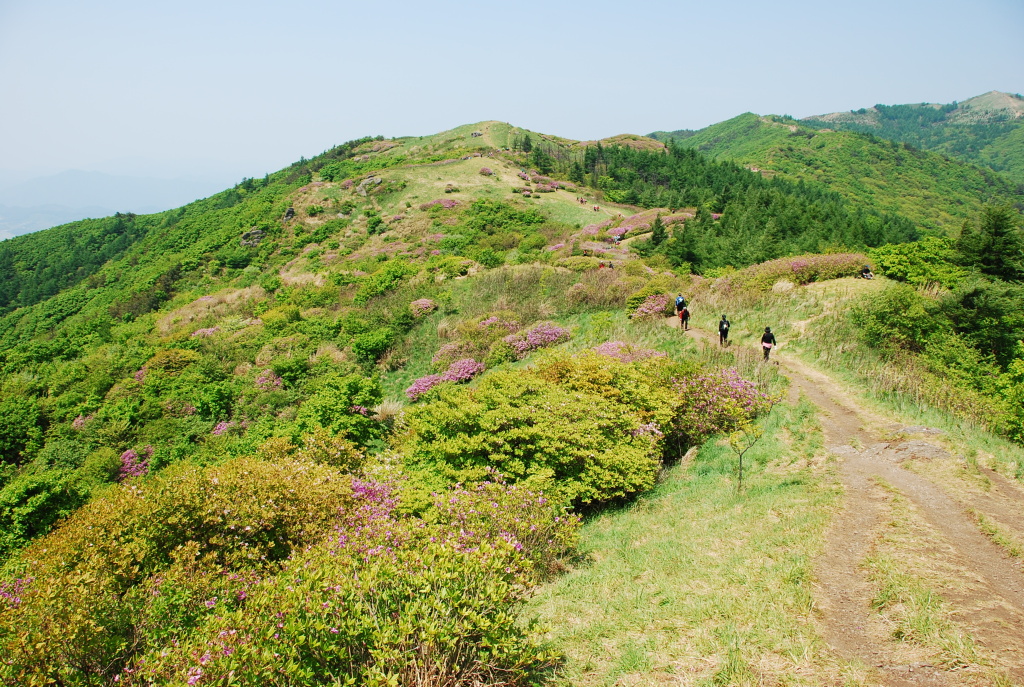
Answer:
[1,0,1022,185]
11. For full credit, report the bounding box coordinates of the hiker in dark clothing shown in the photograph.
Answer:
[679,306,690,330]
[674,294,687,314]
[719,315,730,346]
[761,327,777,361]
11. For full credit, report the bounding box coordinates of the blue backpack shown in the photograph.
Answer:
[675,296,686,309]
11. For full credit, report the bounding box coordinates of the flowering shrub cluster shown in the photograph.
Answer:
[419,198,460,210]
[717,252,866,293]
[115,477,576,686]
[479,167,493,176]
[190,327,220,338]
[503,321,571,358]
[0,577,32,610]
[545,242,565,251]
[211,421,235,436]
[406,358,486,400]
[670,368,778,447]
[254,368,283,390]
[0,457,377,686]
[409,298,437,317]
[71,413,94,430]
[118,445,153,481]
[402,354,674,506]
[517,171,530,181]
[593,340,667,363]
[631,293,673,321]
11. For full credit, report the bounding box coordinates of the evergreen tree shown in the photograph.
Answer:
[956,205,1024,281]
[651,214,666,246]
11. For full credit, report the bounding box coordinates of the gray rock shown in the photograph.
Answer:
[239,227,265,247]
[891,440,952,462]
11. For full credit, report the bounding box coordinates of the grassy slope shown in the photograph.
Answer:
[799,92,1024,186]
[653,114,1021,234]
[5,119,1024,684]
[531,399,848,686]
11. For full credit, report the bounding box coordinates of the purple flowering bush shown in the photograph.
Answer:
[419,198,460,211]
[670,368,778,447]
[631,293,673,322]
[254,368,283,391]
[118,445,153,481]
[409,298,436,317]
[592,341,667,363]
[406,358,486,400]
[478,166,493,176]
[503,321,571,359]
[717,252,866,294]
[123,476,577,686]
[0,456,364,685]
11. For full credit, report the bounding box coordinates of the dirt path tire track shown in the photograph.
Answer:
[671,321,1024,683]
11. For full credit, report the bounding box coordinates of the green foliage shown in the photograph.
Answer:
[295,371,383,446]
[852,283,943,353]
[400,353,678,507]
[353,260,415,305]
[955,204,1024,282]
[0,397,43,466]
[870,237,969,288]
[0,455,358,686]
[350,327,397,362]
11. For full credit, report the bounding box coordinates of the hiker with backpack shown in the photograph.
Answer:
[674,294,687,314]
[761,327,777,361]
[679,305,690,330]
[719,315,730,346]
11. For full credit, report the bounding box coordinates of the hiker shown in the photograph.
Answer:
[679,306,690,330]
[719,315,730,346]
[674,294,687,313]
[598,262,605,269]
[761,327,777,361]
[860,264,874,279]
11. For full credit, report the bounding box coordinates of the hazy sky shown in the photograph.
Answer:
[1,0,1022,182]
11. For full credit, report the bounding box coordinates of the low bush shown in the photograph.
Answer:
[124,478,577,687]
[0,456,358,686]
[716,252,866,294]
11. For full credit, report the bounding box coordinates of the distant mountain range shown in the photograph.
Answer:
[649,91,1024,233]
[0,169,232,240]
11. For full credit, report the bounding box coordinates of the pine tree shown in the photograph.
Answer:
[651,214,666,246]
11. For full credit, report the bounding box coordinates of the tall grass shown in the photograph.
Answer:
[530,399,851,686]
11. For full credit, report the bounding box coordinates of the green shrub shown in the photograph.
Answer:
[306,204,324,216]
[353,260,415,304]
[350,327,396,362]
[295,371,382,447]
[852,284,943,353]
[870,237,968,288]
[0,397,43,466]
[0,456,358,685]
[400,355,674,507]
[555,256,603,272]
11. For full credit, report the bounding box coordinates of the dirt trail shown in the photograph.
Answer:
[670,321,1024,684]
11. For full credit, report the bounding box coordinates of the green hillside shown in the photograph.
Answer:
[2,118,1024,686]
[651,112,1022,233]
[801,90,1024,185]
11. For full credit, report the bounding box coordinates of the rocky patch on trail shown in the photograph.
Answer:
[890,440,954,463]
